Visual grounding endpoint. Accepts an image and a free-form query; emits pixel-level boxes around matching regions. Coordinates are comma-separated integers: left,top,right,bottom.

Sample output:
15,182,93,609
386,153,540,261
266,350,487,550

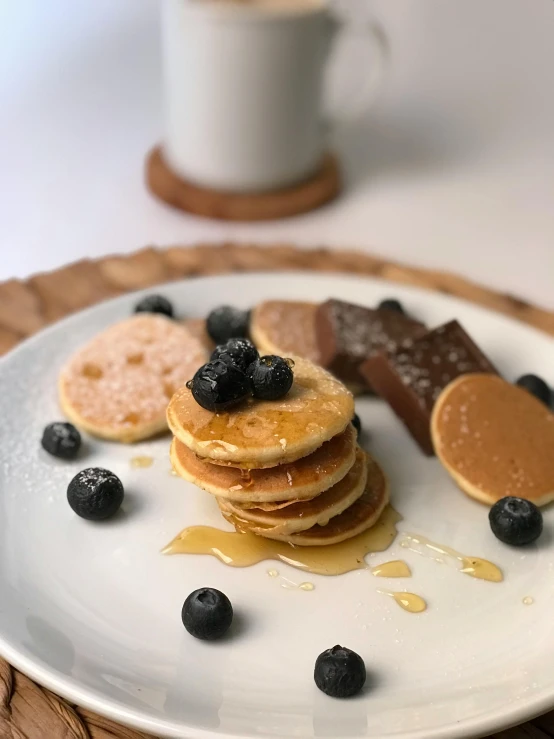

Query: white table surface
2,0,553,309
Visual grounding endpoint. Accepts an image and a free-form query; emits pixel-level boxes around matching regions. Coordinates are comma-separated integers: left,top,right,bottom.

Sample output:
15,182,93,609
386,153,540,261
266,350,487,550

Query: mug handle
323,12,389,128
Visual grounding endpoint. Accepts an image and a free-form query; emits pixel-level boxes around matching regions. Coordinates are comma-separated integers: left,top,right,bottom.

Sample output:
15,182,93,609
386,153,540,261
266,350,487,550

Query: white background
1,0,553,308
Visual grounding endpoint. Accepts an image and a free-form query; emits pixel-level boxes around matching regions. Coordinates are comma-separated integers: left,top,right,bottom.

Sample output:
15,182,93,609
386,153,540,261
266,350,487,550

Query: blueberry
182,588,233,640
489,496,543,546
314,645,366,698
378,298,405,315
188,360,250,412
41,422,81,460
67,467,124,520
206,306,250,344
351,413,362,438
516,374,551,407
247,356,294,401
134,294,174,318
211,338,259,373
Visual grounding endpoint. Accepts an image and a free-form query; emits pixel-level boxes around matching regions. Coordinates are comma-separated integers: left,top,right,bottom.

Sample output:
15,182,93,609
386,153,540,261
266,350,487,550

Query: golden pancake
250,300,366,395
170,424,357,503
222,455,389,545
167,356,354,468
431,373,554,506
59,315,207,443
250,300,321,363
218,447,367,536
182,318,215,354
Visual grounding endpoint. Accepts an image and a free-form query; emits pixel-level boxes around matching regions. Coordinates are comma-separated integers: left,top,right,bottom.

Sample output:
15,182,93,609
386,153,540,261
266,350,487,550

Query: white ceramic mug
161,0,387,192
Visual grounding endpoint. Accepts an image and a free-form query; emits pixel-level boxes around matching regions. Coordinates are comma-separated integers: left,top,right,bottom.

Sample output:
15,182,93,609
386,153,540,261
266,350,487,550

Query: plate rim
1,271,552,375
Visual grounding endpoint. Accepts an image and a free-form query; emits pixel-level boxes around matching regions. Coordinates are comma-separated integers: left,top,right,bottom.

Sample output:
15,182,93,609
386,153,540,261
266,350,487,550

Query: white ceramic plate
1,272,553,739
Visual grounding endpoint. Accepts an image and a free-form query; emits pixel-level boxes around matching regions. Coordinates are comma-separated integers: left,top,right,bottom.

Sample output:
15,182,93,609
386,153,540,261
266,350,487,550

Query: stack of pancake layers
167,356,389,546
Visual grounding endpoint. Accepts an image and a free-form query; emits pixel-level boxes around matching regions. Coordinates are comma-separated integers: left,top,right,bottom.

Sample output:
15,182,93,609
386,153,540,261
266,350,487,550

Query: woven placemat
1,243,553,739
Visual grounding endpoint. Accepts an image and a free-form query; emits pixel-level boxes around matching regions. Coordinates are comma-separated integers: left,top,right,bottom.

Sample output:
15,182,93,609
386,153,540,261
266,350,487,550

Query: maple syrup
82,362,103,379
163,505,401,576
371,560,411,578
240,469,253,485
400,533,502,582
279,575,315,591
266,569,314,590
172,427,357,503
130,455,154,468
378,590,427,613
168,360,353,467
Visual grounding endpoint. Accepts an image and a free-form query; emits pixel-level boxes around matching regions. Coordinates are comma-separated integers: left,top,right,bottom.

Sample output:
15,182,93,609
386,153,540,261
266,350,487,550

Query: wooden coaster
145,146,341,221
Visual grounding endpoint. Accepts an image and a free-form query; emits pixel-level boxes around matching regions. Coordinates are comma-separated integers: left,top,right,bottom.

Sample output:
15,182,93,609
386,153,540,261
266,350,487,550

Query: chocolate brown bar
315,299,427,387
360,320,498,455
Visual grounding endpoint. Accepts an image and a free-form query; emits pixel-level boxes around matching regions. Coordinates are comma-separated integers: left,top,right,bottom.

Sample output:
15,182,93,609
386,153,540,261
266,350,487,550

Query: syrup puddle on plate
371,560,411,578
163,506,503,615
130,455,154,469
163,505,401,576
280,576,315,591
266,569,315,591
378,590,427,613
399,532,503,583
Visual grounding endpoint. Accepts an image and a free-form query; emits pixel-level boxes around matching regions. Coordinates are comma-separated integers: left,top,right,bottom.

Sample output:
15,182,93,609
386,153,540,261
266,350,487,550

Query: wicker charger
0,243,553,739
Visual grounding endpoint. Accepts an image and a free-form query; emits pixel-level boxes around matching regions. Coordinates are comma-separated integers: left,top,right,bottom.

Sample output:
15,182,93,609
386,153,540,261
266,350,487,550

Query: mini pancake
182,318,215,354
250,300,366,395
431,373,554,506
167,356,354,468
250,300,321,363
218,447,367,536
170,424,357,503
222,455,389,546
59,315,207,443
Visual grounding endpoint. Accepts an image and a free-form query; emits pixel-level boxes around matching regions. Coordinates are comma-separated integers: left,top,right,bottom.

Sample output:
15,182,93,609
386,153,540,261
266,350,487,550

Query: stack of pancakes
167,356,389,546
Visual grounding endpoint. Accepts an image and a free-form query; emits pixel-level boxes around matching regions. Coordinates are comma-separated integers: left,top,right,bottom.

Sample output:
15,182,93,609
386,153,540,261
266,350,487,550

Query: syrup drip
280,575,315,591
378,590,427,613
239,469,254,488
522,596,534,605
162,505,401,576
266,569,314,590
130,455,153,468
371,560,411,578
400,533,503,582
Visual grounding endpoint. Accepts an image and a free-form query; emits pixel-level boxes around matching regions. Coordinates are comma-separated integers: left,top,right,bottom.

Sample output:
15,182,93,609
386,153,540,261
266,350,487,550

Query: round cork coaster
145,146,341,221
0,244,553,739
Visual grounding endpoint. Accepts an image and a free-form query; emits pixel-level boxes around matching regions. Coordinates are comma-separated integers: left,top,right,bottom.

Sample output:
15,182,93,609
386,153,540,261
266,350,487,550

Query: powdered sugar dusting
324,299,426,361
72,467,117,492
387,320,496,412
60,315,208,432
